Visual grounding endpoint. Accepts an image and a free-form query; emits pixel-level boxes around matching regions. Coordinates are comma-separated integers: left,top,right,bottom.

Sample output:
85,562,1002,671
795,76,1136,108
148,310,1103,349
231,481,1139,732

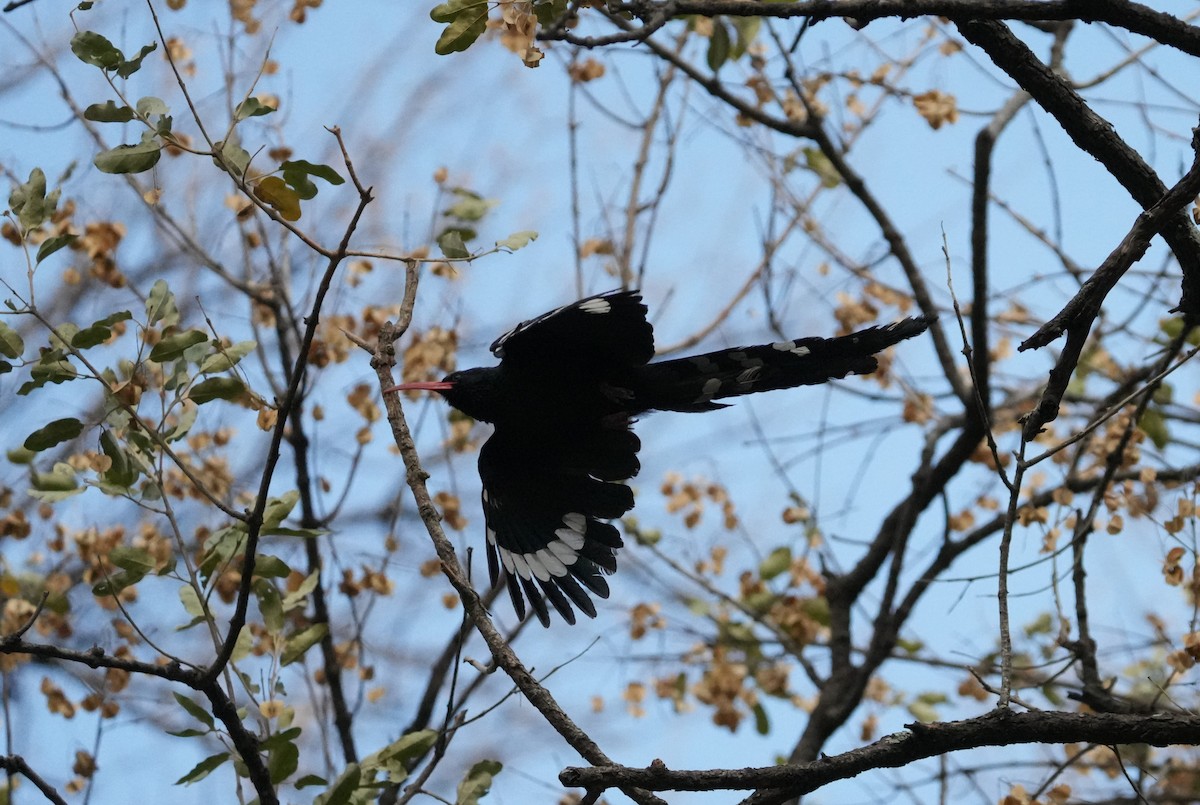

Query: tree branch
562,709,1200,797
956,20,1200,322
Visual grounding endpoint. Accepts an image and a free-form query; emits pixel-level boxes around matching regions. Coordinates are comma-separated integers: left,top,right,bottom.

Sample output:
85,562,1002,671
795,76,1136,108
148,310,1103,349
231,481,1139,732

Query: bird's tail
637,316,933,413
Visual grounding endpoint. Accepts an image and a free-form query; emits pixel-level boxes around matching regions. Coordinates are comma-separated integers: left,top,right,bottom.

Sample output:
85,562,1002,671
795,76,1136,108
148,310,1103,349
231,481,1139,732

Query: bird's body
389,289,931,626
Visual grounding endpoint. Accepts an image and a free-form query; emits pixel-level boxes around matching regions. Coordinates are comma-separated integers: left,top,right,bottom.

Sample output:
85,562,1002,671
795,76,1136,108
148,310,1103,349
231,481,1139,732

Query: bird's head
383,366,499,422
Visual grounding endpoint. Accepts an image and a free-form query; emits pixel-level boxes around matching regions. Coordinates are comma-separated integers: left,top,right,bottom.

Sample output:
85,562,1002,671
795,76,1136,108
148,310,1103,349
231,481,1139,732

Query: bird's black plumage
389,289,932,626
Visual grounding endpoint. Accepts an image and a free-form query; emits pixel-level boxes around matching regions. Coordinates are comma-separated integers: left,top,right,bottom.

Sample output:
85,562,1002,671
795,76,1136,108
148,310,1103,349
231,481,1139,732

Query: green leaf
759,546,792,581
71,326,109,350
95,310,133,328
110,546,155,574
752,701,770,735
18,350,77,395
28,485,85,503
173,692,215,729
456,759,502,805
802,596,830,626
23,418,85,452
1139,407,1170,450
0,321,24,359
154,115,175,138
174,752,228,785
198,524,247,581
49,323,79,351
215,140,251,176
150,329,209,362
136,96,168,117
36,234,78,265
259,727,302,752
280,159,344,186
7,447,35,464
707,19,731,72
29,462,78,492
444,189,497,222
99,429,138,487
94,134,162,174
280,160,344,201
189,376,245,405
197,340,256,374
254,554,291,578
231,627,254,662
495,231,537,251
70,31,123,70
267,734,299,784
236,97,276,120
166,728,208,738
802,147,841,188
907,700,939,723
282,570,320,612
263,526,329,539
314,764,361,805
434,5,488,55
84,101,135,123
296,774,326,788
72,310,130,350
263,490,300,530
116,42,157,78
8,168,50,229
534,0,568,25
281,623,328,666
363,728,439,785
178,584,205,620
162,401,198,443
379,729,438,767
430,0,479,22
438,230,469,259
91,567,146,597
253,176,302,221
730,16,761,60
255,579,285,634
146,280,179,327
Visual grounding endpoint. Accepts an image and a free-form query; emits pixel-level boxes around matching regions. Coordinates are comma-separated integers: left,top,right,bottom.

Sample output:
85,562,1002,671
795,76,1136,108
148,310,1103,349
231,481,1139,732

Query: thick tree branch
1021,125,1200,353
0,755,67,805
956,20,1200,321
561,709,1200,797
1019,130,1200,439
597,0,1200,58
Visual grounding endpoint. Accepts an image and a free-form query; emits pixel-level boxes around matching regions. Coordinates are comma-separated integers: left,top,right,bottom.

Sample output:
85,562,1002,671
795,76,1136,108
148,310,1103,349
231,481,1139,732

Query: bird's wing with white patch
489,289,654,370
477,429,632,626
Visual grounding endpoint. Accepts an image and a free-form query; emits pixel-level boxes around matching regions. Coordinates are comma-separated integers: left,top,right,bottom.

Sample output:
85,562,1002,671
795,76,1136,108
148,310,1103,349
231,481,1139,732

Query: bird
386,289,932,626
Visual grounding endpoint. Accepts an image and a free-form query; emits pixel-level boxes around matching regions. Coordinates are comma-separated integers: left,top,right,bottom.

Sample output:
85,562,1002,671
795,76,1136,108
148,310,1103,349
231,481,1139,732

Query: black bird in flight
387,289,931,626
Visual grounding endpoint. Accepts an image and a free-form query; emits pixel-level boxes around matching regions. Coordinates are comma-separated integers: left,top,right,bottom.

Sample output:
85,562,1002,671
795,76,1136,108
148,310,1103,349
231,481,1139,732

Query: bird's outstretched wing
477,424,637,625
490,289,654,370
637,316,934,412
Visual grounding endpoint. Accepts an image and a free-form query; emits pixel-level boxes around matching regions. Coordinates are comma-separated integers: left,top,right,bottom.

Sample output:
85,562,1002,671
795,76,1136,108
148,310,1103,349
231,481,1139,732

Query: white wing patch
694,376,723,404
494,511,587,584
498,538,579,582
578,297,611,314
772,341,811,357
